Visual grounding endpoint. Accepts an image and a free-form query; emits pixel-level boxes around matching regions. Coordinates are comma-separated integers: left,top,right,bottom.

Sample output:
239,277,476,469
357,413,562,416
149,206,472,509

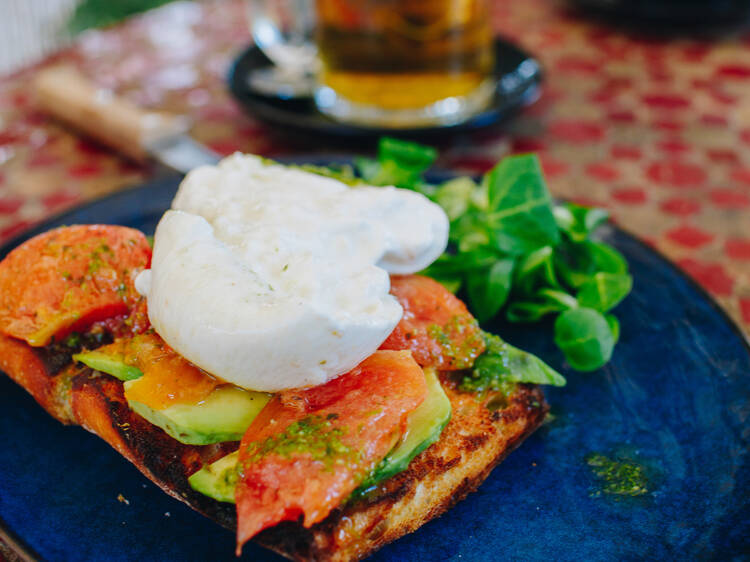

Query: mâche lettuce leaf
483,155,560,255
354,137,632,372
460,332,566,392
356,137,437,193
554,308,616,372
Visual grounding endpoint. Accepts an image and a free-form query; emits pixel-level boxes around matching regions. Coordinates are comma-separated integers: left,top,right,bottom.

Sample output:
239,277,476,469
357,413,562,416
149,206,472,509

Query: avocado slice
358,367,451,491
188,450,239,503
73,350,143,381
75,348,270,445
188,368,452,503
124,384,270,445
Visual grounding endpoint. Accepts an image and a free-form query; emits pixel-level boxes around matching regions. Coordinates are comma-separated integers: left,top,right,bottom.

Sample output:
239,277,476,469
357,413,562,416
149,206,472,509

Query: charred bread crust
0,334,76,424
1,337,548,562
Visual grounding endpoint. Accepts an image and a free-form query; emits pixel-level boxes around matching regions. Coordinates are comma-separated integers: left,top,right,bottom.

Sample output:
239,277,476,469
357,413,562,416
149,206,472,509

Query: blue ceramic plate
1,170,748,561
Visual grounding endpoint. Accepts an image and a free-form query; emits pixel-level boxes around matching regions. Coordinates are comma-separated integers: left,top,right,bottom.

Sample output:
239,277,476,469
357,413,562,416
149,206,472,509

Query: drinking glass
248,0,495,127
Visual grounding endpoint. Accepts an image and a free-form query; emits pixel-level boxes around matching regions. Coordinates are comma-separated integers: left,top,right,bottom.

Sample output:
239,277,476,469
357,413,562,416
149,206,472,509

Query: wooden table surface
0,0,749,336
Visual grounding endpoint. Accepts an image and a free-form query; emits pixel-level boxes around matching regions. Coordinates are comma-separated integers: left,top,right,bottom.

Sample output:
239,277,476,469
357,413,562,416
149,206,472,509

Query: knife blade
34,65,220,174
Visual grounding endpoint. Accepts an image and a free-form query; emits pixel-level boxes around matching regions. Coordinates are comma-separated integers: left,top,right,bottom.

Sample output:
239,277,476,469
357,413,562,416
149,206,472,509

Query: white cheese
135,154,448,391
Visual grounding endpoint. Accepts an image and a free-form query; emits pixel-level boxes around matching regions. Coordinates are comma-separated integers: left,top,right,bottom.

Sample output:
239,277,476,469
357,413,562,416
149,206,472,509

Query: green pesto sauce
459,332,517,393
55,240,122,300
245,414,359,471
586,453,649,497
426,314,483,370
86,242,114,274
458,331,565,393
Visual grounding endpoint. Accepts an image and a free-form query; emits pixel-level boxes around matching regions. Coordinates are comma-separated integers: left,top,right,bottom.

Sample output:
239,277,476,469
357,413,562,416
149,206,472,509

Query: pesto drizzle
245,414,359,470
586,453,649,497
426,314,484,369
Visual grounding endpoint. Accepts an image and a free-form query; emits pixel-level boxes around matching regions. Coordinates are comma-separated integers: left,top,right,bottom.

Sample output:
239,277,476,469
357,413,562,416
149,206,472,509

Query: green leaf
378,137,437,171
554,202,610,243
69,0,173,33
538,288,578,308
355,138,437,190
356,158,415,189
354,156,381,182
505,301,550,323
449,211,492,250
433,177,476,221
576,272,633,312
589,241,628,274
506,288,578,323
514,246,559,295
466,259,515,322
461,332,566,391
434,277,462,293
554,239,628,289
483,155,559,255
606,314,620,343
554,308,615,371
421,248,500,279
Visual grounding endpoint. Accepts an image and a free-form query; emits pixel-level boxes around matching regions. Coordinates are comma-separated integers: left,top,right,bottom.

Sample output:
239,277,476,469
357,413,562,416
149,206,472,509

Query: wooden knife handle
34,65,190,161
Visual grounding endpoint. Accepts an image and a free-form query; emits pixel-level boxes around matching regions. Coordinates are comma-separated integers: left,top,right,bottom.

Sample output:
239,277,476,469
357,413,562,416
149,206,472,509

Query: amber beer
315,0,494,120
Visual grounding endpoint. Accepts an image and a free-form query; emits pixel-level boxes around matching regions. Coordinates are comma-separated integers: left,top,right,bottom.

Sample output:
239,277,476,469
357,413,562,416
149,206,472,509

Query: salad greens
461,332,566,392
554,308,616,372
355,137,632,372
68,0,173,33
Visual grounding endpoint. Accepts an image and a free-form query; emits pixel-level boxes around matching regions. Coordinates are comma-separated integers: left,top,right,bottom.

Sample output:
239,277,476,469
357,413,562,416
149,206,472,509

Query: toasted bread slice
0,334,547,561
255,374,546,561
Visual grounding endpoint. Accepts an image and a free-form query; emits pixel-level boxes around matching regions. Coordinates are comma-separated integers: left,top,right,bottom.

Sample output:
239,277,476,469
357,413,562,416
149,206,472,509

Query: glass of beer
248,0,495,127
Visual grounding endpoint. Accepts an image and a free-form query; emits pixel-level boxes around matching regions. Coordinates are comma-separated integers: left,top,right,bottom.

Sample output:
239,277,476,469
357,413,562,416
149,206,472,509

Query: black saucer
227,37,543,140
569,0,750,25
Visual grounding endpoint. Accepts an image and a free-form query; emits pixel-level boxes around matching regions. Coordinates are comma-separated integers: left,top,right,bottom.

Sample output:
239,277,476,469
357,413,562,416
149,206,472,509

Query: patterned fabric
0,0,749,334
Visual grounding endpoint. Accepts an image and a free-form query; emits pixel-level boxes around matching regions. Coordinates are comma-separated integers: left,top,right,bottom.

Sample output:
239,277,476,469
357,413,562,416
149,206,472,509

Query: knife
34,65,220,174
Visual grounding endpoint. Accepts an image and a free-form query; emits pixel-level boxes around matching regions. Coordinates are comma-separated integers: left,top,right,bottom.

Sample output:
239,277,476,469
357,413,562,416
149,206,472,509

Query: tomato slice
380,275,486,369
235,350,426,551
91,332,220,410
0,225,151,346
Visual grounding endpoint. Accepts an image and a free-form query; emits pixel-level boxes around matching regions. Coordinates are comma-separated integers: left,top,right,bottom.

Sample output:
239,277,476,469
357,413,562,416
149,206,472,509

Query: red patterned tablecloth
0,0,749,335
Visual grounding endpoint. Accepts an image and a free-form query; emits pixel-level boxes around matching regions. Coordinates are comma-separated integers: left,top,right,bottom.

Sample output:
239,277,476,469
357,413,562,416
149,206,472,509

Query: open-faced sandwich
0,153,568,561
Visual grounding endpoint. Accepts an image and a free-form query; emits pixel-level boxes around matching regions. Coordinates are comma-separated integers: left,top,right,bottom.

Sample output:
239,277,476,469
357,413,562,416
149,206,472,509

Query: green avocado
188,450,239,503
73,350,143,381
124,384,271,445
357,367,451,492
74,349,270,445
188,368,451,503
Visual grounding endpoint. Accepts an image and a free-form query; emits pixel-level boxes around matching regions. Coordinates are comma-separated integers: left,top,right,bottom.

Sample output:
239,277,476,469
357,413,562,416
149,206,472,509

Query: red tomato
380,275,485,369
235,350,426,552
0,225,151,346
